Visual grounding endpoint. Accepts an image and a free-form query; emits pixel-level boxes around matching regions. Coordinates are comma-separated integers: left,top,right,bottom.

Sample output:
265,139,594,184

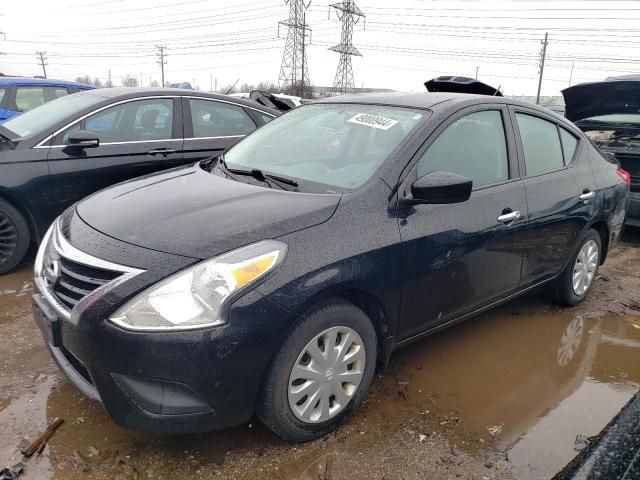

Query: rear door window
189,99,256,138
417,110,509,188
516,113,565,175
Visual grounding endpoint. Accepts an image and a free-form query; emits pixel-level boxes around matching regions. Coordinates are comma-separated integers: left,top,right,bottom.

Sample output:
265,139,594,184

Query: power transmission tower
156,45,167,87
329,1,365,96
536,32,549,105
36,51,48,78
278,1,311,96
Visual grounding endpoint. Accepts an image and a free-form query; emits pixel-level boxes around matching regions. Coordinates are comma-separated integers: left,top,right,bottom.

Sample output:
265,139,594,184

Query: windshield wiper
217,157,298,191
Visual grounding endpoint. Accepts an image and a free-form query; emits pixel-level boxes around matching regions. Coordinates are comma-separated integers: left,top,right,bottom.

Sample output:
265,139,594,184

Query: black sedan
0,88,279,274
33,92,629,442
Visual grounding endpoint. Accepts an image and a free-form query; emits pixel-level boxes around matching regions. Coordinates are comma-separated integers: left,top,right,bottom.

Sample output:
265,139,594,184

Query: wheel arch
289,286,395,369
587,219,610,264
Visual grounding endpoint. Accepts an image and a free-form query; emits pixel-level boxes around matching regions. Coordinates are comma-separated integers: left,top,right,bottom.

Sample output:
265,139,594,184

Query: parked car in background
33,92,628,442
563,75,640,226
0,87,279,274
0,76,94,121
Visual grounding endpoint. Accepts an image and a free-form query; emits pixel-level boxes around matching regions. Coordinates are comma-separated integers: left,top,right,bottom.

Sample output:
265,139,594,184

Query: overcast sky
2,0,639,96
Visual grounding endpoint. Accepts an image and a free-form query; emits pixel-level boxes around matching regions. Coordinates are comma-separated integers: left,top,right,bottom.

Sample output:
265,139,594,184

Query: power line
329,0,365,95
278,0,311,93
36,51,48,78
156,45,167,87
536,33,549,105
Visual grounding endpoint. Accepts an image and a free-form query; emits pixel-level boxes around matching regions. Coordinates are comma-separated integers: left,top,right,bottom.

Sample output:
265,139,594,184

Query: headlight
109,240,287,331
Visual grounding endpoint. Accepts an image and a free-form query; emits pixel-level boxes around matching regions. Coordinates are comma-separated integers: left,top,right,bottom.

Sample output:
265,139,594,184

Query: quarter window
55,98,174,145
189,99,256,138
516,113,564,175
0,88,6,106
559,127,578,164
417,110,509,188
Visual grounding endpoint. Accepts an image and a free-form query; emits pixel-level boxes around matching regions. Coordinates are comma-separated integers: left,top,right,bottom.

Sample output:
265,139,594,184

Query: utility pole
36,51,48,78
210,73,213,92
536,32,549,105
156,45,167,87
215,78,218,92
108,69,112,87
278,1,311,94
300,12,307,97
568,62,575,87
329,1,365,96
475,66,479,79
140,73,143,87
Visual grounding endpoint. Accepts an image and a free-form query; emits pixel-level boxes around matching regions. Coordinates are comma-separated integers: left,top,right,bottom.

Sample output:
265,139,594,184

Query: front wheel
0,199,30,275
553,228,602,306
257,299,377,442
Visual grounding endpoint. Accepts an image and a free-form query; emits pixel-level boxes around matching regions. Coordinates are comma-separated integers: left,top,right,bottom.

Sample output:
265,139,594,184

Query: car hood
425,76,503,96
562,79,640,123
75,166,341,259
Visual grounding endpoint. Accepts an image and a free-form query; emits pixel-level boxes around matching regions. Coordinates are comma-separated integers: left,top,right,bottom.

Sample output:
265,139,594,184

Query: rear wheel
257,299,377,442
553,228,601,306
0,199,30,275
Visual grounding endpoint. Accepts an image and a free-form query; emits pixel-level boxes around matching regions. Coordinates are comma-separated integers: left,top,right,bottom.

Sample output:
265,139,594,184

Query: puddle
1,261,640,478
388,303,640,479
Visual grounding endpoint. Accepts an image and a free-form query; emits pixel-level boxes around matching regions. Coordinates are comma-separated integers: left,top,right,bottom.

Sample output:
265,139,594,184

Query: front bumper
32,214,296,434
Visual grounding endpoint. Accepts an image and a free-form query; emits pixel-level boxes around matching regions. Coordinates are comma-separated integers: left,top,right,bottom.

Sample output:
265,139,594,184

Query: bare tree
93,78,103,88
75,75,93,86
221,83,238,94
150,80,160,87
256,81,279,93
121,74,139,87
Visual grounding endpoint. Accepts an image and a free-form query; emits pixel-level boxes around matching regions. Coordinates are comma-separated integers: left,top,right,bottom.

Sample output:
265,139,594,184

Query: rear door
398,105,528,340
181,97,264,163
45,96,184,216
510,107,598,285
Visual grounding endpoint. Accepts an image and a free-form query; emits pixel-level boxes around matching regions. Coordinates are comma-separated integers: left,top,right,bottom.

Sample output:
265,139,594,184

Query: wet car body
32,92,628,436
563,76,640,226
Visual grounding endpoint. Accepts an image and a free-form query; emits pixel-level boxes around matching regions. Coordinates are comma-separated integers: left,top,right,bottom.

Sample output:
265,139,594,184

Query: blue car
0,76,95,122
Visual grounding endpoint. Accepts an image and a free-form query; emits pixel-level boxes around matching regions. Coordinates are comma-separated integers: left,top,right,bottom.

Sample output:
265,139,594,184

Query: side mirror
409,171,472,204
66,130,99,150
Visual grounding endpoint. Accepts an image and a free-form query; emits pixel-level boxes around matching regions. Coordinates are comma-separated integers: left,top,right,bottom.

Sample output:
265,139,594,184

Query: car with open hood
563,75,640,226
33,92,628,442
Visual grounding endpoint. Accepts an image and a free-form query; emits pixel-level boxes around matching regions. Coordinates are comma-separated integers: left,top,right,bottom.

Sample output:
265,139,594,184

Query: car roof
80,87,280,114
0,76,95,88
315,91,542,110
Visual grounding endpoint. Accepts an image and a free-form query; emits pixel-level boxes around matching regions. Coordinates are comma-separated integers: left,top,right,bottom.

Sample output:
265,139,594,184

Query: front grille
51,256,122,311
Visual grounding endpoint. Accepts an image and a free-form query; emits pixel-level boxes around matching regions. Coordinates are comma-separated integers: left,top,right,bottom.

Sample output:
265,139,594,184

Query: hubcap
0,212,18,264
288,326,365,424
572,240,598,296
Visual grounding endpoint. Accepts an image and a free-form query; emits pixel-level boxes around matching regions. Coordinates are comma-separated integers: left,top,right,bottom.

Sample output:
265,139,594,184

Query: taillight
616,168,631,186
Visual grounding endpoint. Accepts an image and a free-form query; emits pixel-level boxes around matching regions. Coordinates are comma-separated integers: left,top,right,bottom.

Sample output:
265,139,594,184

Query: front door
46,97,184,218
398,106,528,341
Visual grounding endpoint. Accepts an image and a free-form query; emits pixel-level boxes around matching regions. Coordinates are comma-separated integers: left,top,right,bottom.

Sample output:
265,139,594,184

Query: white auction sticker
348,113,399,130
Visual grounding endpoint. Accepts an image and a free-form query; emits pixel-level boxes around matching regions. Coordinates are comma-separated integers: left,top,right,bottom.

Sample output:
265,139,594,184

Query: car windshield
223,103,426,191
2,91,106,140
579,113,640,149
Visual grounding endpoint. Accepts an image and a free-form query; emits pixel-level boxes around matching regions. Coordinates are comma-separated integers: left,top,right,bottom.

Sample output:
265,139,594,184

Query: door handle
579,190,596,202
148,148,177,157
497,210,521,224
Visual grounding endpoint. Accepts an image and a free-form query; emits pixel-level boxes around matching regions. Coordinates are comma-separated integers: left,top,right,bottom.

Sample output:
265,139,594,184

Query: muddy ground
1,229,639,480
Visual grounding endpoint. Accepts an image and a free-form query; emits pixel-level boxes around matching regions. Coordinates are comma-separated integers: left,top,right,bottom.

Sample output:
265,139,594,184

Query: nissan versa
33,93,630,442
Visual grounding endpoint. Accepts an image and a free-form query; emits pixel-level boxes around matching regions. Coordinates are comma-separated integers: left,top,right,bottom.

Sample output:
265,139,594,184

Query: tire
257,299,377,442
553,228,602,307
0,199,30,275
